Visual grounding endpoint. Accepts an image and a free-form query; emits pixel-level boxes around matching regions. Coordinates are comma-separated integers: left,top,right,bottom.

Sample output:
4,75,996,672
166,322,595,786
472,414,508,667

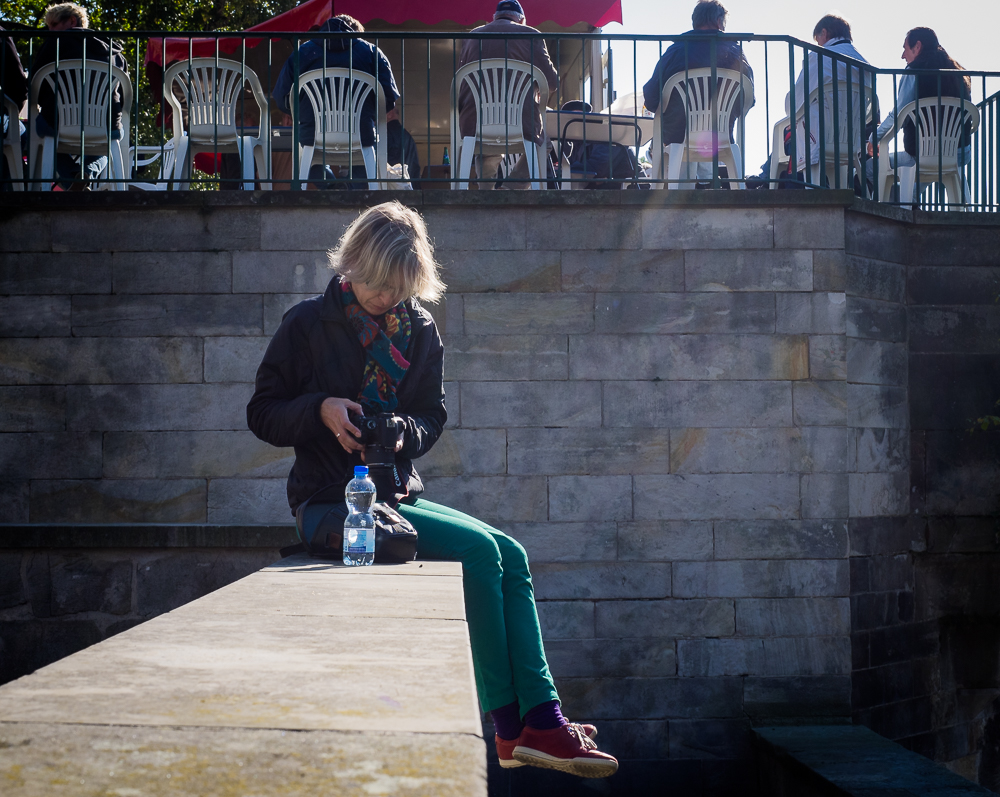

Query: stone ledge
0,524,297,548
754,725,992,795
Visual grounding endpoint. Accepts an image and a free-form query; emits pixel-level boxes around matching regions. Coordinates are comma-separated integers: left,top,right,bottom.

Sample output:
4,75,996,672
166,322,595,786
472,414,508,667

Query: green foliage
970,401,1000,433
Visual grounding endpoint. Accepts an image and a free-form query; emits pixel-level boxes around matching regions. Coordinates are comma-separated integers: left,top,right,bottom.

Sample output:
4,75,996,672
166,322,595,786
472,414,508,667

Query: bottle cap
354,465,369,477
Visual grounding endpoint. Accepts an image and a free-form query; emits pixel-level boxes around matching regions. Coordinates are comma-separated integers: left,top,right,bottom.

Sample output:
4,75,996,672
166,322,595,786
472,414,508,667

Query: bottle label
345,527,374,553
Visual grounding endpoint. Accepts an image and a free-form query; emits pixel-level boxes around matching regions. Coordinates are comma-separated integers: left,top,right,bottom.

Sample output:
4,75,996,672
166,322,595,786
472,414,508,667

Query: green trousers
396,498,559,716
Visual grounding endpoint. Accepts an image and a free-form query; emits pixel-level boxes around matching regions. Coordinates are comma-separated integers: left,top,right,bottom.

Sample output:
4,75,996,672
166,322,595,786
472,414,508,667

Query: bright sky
602,0,999,171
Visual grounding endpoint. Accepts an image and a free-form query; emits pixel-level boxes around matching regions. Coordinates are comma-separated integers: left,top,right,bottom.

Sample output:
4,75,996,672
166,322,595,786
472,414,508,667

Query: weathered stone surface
0,553,25,607
425,293,462,337
526,208,642,250
643,208,773,250
263,293,317,335
0,620,102,685
0,253,111,294
0,211,51,252
801,473,849,519
113,251,232,294
462,293,593,335
0,297,70,337
670,427,849,474
442,335,567,381
849,472,909,517
460,381,601,427
908,225,1000,267
258,208,357,251
507,428,670,475
743,675,851,719
673,559,849,598
570,334,808,381
438,250,559,292
635,474,800,521
67,384,252,431
534,563,671,600
679,636,850,677
48,553,132,616
909,306,1000,354
421,476,547,522
793,381,847,426
909,353,1000,431
776,292,846,334
0,338,203,385
0,433,102,479
847,339,907,386
207,478,291,523
28,479,207,523
617,521,714,561
855,428,909,473
562,249,684,292
677,637,765,676
50,209,260,253
774,207,845,249
71,295,262,337
408,429,506,478
594,292,775,334
536,600,594,639
908,266,1000,306
506,522,617,563
736,597,850,636
846,256,905,303
0,386,65,431
848,384,908,429
103,431,293,479
557,676,744,719
424,207,526,250
0,481,28,523
204,337,269,383
595,597,735,638
813,250,847,292
686,249,812,292
548,475,633,521
846,296,907,342
922,430,1000,515
669,718,753,760
715,520,848,559
809,335,847,380
545,638,676,678
232,250,333,293
606,381,794,428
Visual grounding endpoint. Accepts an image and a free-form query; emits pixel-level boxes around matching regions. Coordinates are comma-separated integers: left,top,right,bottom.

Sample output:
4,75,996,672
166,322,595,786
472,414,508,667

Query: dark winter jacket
272,17,399,147
246,276,446,514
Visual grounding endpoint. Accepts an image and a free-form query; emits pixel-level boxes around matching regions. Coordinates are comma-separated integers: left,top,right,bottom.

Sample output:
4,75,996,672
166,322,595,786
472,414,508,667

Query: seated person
558,101,640,189
785,14,871,178
458,0,559,189
273,14,398,188
642,0,753,185
866,27,971,199
31,2,127,190
386,106,420,188
1,25,28,189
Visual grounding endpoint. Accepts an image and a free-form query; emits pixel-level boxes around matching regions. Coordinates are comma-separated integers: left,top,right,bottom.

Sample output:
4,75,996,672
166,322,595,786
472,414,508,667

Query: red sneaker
496,724,597,769
513,724,618,778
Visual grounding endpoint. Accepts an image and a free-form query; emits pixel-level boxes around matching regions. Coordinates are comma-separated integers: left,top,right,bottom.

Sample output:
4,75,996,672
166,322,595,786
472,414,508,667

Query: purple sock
490,700,524,741
523,699,568,731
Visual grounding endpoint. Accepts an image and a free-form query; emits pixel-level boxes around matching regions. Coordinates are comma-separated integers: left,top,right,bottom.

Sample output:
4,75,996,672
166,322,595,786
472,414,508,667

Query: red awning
145,0,621,66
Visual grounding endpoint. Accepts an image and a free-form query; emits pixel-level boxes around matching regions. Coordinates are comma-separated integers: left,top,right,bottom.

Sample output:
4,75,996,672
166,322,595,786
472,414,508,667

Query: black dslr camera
348,412,406,500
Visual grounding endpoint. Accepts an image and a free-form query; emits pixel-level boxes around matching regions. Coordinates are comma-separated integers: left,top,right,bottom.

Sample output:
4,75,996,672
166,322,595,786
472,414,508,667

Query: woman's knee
494,533,531,573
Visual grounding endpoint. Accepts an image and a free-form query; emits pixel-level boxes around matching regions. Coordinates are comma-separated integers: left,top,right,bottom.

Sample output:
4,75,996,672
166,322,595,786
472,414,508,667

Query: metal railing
1,27,998,208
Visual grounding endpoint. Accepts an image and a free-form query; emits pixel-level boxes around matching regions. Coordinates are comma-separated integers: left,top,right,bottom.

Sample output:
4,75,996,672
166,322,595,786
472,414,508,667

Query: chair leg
40,137,55,191
726,145,744,190
239,137,255,191
456,136,476,190
666,143,685,188
253,142,271,190
943,172,965,211
110,141,126,191
361,146,379,191
298,146,314,189
172,137,189,188
898,166,916,207
522,141,540,191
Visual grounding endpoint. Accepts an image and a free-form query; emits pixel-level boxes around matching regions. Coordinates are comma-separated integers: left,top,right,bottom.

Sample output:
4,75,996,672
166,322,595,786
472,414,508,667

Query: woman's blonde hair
329,201,445,304
44,2,88,28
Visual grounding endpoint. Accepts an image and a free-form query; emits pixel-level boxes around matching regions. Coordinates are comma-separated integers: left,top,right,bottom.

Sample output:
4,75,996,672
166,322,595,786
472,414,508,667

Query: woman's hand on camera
393,415,405,452
320,397,364,453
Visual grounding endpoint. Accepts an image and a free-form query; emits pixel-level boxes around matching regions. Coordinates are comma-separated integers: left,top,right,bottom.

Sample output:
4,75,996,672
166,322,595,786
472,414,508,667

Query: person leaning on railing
865,27,972,197
30,2,128,191
247,201,619,779
1,24,28,190
272,14,399,188
641,0,754,185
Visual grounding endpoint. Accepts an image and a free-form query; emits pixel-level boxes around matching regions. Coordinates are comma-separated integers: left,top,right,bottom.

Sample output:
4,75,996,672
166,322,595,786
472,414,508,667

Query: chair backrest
657,67,755,144
451,58,550,144
293,67,386,153
30,59,132,146
3,94,20,148
804,85,870,157
163,58,269,145
896,97,981,169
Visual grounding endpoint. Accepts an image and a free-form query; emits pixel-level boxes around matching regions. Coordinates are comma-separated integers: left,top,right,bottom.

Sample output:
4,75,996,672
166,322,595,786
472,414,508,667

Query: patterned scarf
340,281,411,414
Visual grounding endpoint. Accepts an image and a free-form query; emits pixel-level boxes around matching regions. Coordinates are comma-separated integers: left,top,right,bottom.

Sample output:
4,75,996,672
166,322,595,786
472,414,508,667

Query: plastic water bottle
442,146,450,166
343,465,376,566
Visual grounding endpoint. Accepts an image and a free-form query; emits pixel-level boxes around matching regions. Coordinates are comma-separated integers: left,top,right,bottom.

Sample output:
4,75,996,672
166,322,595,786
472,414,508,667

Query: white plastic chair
650,67,754,189
450,58,550,190
164,58,270,190
2,94,24,190
770,85,871,189
292,67,386,190
874,97,980,210
27,59,132,191
127,140,176,191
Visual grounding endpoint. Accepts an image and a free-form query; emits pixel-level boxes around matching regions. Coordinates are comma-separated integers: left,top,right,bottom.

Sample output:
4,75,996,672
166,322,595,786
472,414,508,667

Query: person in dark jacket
642,0,753,183
30,3,127,189
1,25,28,189
386,107,420,188
247,201,618,780
272,14,398,187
